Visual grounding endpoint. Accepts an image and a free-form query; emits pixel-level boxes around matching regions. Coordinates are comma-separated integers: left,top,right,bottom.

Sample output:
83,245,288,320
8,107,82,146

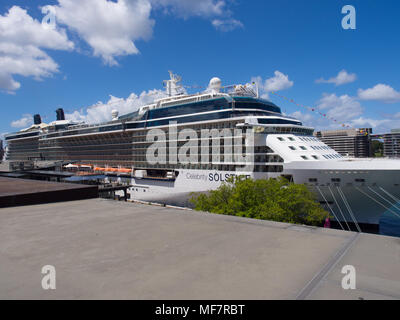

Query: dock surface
0,177,98,207
0,199,399,299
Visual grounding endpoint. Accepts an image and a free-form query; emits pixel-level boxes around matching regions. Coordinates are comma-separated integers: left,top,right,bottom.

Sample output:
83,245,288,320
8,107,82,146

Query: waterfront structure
0,140,4,161
5,72,400,230
314,128,372,158
382,129,400,158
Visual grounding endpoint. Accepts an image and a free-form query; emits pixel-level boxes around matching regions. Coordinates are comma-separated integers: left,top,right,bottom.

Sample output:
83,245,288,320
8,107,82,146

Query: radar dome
111,109,119,120
209,77,222,92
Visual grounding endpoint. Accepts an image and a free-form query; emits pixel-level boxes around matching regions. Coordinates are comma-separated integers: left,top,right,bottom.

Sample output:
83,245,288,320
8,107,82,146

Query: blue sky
1,0,400,135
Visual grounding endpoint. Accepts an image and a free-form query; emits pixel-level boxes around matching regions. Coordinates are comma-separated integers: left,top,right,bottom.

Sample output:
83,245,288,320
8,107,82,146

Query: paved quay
0,198,399,299
0,177,98,208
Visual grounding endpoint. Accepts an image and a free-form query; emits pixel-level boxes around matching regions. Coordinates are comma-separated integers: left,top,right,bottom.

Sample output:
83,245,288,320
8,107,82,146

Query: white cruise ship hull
123,166,400,230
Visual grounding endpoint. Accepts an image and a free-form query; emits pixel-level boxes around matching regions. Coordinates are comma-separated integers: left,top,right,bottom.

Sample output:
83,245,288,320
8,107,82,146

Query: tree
371,139,384,157
190,176,328,226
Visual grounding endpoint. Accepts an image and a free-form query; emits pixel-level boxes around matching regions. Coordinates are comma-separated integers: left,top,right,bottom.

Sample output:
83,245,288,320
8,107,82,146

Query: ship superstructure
5,72,400,231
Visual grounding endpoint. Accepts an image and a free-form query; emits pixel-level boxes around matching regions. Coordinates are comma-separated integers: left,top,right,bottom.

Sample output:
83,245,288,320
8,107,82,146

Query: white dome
209,77,222,92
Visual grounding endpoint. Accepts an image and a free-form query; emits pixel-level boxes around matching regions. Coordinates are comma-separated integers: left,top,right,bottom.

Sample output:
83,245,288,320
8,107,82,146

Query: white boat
5,72,400,232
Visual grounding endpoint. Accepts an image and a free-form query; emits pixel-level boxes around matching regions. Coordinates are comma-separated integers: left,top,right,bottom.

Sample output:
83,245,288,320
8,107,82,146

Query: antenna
163,71,185,96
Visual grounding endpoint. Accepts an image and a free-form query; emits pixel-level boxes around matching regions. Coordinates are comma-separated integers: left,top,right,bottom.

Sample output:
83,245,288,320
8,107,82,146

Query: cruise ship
5,72,400,231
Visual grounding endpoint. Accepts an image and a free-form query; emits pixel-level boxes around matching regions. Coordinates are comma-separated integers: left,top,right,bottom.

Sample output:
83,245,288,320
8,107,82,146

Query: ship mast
163,71,185,96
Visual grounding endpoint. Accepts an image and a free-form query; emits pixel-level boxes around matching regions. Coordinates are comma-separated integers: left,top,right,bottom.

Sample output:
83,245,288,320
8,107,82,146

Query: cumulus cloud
251,71,293,99
289,111,314,124
288,94,400,133
0,6,74,93
316,70,357,86
65,89,167,124
317,93,363,121
50,0,241,65
264,71,294,91
49,0,154,66
281,91,399,134
357,84,400,103
350,117,390,129
11,114,33,128
0,1,241,92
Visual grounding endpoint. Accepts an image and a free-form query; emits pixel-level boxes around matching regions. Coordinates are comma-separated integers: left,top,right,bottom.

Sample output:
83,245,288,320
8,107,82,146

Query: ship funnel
56,108,65,121
33,114,42,125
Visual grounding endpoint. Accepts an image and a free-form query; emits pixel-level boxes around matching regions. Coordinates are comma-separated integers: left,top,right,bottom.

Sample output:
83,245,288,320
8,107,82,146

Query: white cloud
0,6,74,93
358,84,400,103
51,0,240,65
265,71,293,91
350,117,390,129
285,93,400,134
65,89,167,124
11,114,33,128
317,93,363,121
290,111,314,124
151,0,226,18
212,18,243,31
0,1,240,92
285,93,363,131
50,0,154,66
251,71,293,99
152,0,242,31
316,70,357,86
288,110,338,131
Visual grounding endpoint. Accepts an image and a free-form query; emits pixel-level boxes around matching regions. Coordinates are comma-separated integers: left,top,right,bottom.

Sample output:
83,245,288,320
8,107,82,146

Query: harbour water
380,211,400,237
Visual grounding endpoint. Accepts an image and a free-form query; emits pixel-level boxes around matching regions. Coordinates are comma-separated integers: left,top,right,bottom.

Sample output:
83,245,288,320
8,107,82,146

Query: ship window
355,178,365,183
289,146,296,150
331,178,341,182
277,137,285,141
301,155,309,160
309,178,318,182
312,155,318,159
288,137,295,141
300,146,307,150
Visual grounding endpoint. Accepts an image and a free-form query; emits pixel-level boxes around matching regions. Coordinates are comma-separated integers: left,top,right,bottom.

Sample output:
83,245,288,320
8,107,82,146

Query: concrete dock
0,177,98,208
0,199,399,299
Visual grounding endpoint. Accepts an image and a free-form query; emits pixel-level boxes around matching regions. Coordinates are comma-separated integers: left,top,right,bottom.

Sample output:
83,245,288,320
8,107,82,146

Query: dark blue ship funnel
33,114,42,125
56,108,65,121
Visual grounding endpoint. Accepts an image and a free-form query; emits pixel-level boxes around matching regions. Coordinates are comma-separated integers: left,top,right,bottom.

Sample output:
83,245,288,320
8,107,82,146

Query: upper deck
4,73,302,142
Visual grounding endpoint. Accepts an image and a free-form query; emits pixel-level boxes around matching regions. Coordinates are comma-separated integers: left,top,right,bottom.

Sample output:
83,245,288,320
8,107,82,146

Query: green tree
371,139,384,157
190,177,328,226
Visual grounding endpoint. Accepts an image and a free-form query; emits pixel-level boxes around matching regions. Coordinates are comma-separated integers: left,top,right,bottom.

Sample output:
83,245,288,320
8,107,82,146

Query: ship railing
220,84,257,97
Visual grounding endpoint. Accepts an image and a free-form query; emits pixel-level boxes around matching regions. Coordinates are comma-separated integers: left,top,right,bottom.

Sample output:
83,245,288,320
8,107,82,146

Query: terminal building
314,128,372,158
382,129,400,158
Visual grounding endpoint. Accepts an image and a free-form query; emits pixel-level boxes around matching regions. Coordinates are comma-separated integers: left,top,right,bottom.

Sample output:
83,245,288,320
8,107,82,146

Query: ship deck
0,198,398,299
